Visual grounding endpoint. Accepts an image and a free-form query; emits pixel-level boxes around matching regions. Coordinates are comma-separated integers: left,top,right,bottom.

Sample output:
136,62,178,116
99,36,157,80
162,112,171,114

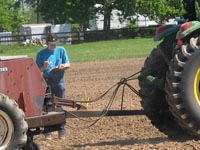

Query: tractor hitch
54,96,86,110
66,109,145,118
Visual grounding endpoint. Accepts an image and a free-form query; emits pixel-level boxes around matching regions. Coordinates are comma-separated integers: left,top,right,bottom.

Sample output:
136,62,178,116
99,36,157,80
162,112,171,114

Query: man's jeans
46,78,66,98
45,77,66,137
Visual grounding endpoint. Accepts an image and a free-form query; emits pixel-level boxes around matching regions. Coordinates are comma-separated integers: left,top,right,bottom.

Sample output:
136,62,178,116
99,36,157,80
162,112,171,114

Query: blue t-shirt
36,46,70,79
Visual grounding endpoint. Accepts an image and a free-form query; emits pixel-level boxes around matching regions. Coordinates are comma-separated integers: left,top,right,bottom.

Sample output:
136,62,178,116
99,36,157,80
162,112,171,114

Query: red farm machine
0,56,83,149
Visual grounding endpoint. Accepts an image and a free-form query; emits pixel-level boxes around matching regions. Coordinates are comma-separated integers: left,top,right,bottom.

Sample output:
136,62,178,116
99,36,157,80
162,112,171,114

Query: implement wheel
0,93,28,150
166,37,200,137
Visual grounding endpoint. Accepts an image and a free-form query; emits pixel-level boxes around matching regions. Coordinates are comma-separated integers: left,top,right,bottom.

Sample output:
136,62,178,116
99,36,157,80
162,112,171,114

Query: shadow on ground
72,134,194,148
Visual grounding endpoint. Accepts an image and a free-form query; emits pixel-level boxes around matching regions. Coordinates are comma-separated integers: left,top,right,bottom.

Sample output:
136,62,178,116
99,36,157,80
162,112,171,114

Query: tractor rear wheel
139,45,182,137
166,37,200,137
0,93,28,150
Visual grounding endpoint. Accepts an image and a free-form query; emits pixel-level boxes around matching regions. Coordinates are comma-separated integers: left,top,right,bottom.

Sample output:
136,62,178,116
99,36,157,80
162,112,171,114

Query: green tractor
139,9,200,137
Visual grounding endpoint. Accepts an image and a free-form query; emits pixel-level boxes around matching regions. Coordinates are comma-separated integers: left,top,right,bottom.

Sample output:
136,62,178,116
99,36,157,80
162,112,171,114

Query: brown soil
35,58,200,150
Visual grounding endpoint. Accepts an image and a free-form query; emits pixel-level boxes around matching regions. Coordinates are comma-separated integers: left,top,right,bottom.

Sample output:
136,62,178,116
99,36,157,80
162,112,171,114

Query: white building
20,23,51,39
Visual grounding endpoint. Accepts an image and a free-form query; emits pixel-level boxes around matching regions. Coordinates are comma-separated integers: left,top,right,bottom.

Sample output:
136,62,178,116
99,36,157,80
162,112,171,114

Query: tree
94,0,136,31
24,0,188,32
24,0,39,23
0,0,28,32
64,0,96,31
195,1,200,20
26,0,136,31
27,0,95,31
135,0,184,23
37,0,68,24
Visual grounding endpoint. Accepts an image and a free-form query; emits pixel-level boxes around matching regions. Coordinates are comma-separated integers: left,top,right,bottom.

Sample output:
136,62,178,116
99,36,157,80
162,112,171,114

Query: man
36,33,70,140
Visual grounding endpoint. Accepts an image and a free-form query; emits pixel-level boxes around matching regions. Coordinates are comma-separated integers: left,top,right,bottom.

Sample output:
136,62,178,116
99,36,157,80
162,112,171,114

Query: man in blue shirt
36,33,70,140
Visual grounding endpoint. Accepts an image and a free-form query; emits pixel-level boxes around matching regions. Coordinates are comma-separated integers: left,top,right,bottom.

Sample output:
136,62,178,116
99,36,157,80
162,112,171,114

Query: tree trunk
103,9,112,31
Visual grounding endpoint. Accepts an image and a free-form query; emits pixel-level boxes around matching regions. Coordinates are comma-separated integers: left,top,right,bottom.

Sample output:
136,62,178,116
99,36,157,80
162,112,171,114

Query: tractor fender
176,21,200,39
154,24,180,41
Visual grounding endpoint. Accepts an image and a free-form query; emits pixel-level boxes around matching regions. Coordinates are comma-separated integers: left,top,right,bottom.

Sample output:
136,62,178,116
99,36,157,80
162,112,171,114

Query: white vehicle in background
20,23,51,39
20,23,72,44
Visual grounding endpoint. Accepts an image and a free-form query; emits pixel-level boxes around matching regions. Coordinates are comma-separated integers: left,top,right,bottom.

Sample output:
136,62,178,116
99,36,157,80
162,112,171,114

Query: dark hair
46,33,57,43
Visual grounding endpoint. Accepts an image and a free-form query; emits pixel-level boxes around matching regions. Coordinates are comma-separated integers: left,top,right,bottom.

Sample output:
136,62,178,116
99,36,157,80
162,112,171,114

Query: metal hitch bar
53,97,145,118
66,110,145,118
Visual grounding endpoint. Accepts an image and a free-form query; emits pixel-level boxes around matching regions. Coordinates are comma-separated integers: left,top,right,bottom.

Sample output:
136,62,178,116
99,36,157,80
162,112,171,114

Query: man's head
46,33,57,50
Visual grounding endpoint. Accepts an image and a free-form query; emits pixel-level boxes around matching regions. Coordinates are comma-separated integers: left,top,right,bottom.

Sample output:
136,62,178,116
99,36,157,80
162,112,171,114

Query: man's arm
39,61,51,72
58,63,70,70
50,63,70,73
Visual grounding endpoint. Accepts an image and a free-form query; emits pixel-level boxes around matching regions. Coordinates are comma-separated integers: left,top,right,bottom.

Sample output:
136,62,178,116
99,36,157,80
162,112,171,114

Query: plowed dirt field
35,58,200,150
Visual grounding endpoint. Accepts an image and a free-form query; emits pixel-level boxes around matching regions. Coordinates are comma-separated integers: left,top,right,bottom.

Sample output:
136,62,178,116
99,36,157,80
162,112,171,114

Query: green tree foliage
38,0,69,24
1,0,200,34
64,0,96,30
30,0,96,31
0,0,28,32
26,0,136,31
93,0,184,30
194,1,200,20
135,0,184,23
25,0,45,23
24,0,200,31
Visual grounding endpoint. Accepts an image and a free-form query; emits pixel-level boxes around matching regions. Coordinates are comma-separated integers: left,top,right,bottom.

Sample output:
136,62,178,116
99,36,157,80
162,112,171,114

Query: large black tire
165,37,200,137
139,43,182,137
0,93,28,150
